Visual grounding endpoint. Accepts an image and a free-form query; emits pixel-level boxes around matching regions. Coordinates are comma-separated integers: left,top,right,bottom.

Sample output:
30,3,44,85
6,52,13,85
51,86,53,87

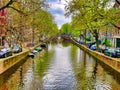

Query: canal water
0,42,120,90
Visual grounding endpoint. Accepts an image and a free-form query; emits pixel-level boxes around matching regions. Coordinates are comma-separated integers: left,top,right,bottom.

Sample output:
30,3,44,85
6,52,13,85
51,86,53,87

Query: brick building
0,9,7,46
113,0,120,48
0,0,7,46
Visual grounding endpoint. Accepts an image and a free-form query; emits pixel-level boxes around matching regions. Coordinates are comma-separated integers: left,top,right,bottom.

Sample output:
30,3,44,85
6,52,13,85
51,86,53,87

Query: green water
0,42,120,90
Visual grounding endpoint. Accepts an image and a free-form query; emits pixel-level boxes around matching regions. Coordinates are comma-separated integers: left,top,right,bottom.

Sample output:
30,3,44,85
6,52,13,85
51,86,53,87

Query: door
116,38,120,48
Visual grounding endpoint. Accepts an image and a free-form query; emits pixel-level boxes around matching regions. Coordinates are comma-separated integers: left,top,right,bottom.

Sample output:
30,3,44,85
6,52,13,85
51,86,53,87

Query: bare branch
0,0,14,10
116,0,120,5
8,6,27,16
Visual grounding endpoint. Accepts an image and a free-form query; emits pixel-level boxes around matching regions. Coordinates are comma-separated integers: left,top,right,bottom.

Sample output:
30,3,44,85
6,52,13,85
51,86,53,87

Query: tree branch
8,6,27,16
0,0,27,16
114,24,120,29
0,0,14,10
116,0,120,5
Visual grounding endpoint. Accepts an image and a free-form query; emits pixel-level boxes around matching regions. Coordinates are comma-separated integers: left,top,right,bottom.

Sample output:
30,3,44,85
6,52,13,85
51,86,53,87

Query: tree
116,0,120,5
65,0,120,50
0,0,47,14
60,23,72,34
29,9,58,42
0,0,47,44
0,0,58,46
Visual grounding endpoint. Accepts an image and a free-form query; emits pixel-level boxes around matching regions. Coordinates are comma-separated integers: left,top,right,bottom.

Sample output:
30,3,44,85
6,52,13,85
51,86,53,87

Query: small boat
41,43,47,48
35,46,42,51
32,50,38,54
28,53,35,58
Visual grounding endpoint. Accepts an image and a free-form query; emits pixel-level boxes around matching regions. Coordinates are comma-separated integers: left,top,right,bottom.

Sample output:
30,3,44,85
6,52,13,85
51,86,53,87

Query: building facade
112,0,120,48
0,0,7,46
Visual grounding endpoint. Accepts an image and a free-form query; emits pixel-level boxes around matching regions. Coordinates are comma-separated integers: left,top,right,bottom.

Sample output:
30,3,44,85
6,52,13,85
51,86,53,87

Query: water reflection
0,57,29,90
42,44,76,90
0,42,120,90
71,45,120,90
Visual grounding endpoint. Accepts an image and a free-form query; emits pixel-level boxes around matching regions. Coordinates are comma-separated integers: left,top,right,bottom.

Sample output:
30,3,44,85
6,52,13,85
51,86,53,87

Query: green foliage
65,0,120,32
71,28,81,36
60,23,72,34
29,8,59,42
85,36,91,41
5,0,58,43
102,38,112,47
35,49,54,77
65,0,120,49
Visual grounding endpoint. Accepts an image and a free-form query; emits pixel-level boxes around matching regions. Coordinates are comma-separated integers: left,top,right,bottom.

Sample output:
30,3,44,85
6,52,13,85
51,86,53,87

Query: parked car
98,45,108,53
87,42,95,48
104,48,120,58
12,45,22,53
26,43,33,47
32,42,37,46
90,44,96,50
79,40,84,44
0,48,12,58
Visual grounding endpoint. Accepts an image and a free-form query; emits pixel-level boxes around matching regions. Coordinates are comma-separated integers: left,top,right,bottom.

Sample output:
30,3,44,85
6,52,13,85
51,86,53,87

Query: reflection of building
0,0,9,46
113,1,120,48
0,8,7,46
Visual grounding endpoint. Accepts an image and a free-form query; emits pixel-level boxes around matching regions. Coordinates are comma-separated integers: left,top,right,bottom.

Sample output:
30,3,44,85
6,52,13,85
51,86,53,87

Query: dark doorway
116,38,120,48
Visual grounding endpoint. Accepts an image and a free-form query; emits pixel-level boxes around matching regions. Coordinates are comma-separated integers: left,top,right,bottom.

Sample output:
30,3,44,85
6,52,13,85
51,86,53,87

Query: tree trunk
32,29,34,43
94,29,99,51
84,29,86,45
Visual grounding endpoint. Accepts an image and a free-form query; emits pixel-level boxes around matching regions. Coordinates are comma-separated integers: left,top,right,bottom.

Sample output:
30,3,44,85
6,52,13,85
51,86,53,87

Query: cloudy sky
46,0,71,29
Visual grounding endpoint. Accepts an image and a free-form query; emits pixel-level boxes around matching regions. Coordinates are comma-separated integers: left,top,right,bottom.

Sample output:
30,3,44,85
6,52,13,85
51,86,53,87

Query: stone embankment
0,44,40,74
71,39,120,73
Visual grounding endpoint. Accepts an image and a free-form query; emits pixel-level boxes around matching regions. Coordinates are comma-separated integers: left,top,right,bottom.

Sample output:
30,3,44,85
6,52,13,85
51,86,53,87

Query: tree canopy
0,0,58,43
65,0,120,49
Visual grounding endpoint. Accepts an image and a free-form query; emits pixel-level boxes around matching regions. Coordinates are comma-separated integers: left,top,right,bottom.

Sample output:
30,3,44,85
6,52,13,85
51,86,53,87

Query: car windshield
107,49,115,52
13,46,19,49
115,49,120,52
1,48,7,52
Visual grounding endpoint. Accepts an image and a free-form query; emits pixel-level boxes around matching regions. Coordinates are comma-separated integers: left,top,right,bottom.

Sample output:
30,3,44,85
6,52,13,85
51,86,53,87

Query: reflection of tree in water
90,59,98,89
96,60,120,88
76,51,91,90
70,46,86,89
68,43,120,89
73,51,89,90
19,66,24,90
34,49,54,78
0,83,8,90
88,57,120,90
71,44,78,60
71,49,98,90
61,41,70,47
0,58,27,90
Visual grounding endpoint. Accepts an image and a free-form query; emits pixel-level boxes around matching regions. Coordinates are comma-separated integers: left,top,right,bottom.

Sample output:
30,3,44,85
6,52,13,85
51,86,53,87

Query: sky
46,0,71,29
46,0,115,29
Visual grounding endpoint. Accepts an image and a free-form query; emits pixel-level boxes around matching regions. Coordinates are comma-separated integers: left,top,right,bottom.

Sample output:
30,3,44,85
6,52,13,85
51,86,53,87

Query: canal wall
71,39,120,73
0,44,40,74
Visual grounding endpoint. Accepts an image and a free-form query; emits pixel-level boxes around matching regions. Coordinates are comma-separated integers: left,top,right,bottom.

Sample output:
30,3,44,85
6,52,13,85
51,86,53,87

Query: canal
0,42,120,90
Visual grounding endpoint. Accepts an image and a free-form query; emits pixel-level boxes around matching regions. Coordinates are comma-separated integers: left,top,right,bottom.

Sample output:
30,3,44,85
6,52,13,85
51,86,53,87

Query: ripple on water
1,43,118,90
42,46,76,90
42,69,76,90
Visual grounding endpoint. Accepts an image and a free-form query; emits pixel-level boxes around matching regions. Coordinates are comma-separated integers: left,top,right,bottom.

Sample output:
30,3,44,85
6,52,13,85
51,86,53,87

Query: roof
114,24,120,29
114,0,120,29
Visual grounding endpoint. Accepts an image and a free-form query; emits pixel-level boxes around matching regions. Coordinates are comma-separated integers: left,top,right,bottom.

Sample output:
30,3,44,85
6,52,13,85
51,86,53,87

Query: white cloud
53,14,71,28
47,0,71,29
50,4,65,12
